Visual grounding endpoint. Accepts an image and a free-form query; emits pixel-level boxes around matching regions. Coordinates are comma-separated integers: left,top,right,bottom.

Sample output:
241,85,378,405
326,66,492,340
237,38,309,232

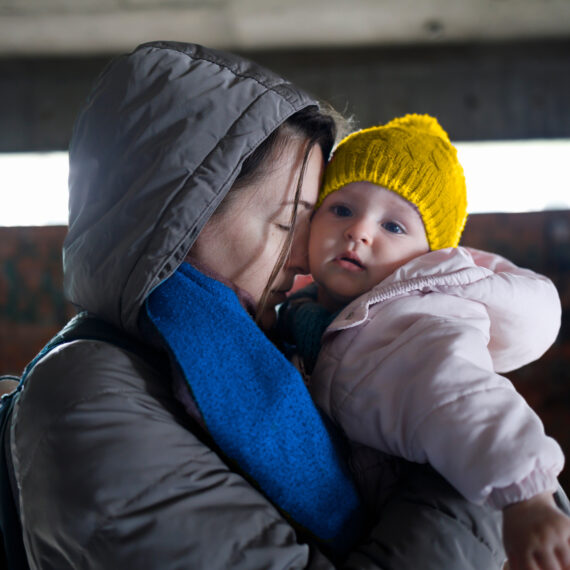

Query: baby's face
309,181,429,310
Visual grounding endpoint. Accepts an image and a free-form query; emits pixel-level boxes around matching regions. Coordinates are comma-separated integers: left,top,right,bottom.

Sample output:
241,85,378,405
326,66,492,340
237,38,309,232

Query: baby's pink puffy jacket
310,247,564,508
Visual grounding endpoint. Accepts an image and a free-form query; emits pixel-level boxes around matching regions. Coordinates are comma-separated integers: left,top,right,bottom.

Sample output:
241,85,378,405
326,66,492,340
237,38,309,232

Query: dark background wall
1,40,570,152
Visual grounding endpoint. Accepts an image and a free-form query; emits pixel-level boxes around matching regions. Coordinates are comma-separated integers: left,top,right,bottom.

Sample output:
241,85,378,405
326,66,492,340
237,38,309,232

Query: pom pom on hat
318,114,467,250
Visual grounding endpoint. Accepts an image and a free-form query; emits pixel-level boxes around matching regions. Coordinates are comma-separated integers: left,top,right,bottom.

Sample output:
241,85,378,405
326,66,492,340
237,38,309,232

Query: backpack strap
0,389,28,569
21,312,168,379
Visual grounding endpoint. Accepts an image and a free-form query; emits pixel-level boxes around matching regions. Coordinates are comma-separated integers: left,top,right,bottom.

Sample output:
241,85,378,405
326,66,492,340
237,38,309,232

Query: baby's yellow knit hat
318,114,467,250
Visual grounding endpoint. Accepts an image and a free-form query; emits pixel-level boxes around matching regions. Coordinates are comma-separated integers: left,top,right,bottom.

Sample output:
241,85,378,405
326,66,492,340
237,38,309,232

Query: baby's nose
345,219,372,244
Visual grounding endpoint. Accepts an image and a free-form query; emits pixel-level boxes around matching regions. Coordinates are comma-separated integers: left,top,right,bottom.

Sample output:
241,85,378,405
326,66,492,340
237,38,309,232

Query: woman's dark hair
223,103,349,326
232,105,338,192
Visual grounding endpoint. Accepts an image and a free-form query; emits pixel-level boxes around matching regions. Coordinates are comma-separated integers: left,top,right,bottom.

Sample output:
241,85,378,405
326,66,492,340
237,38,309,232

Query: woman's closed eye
382,221,406,234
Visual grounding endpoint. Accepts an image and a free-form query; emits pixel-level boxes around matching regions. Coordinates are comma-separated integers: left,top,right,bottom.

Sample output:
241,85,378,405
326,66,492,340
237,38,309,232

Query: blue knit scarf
143,262,363,555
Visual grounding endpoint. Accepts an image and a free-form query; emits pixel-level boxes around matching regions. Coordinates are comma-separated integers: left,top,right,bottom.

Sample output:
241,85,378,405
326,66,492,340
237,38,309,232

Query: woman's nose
345,219,372,245
287,218,311,274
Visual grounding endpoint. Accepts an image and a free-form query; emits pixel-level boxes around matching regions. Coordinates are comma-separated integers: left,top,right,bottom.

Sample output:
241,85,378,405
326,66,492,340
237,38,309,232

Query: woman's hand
503,491,570,570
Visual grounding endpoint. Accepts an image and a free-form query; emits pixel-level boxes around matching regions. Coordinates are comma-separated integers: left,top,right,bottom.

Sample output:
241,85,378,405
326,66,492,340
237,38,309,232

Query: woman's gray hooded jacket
8,42,506,569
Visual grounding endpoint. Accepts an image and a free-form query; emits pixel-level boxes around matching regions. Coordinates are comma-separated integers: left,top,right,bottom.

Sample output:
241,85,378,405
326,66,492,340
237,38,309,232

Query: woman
3,41,505,569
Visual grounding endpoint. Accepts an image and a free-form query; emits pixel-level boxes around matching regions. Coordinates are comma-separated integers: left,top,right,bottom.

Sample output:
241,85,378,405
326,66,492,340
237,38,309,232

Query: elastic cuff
488,469,559,509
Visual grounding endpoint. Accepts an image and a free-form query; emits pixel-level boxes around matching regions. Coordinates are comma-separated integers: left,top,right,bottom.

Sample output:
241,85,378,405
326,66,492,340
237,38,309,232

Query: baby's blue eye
331,204,352,217
383,221,405,234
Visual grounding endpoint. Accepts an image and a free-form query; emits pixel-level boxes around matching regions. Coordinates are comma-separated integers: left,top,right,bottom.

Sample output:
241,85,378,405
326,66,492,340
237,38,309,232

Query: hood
63,41,317,334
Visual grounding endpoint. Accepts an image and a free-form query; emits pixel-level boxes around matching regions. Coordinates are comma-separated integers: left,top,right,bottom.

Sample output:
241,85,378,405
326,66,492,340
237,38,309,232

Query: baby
279,115,570,569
